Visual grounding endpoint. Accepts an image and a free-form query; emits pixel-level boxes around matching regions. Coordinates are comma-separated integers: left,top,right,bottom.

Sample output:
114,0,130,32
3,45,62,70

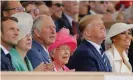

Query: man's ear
34,29,40,37
84,29,91,37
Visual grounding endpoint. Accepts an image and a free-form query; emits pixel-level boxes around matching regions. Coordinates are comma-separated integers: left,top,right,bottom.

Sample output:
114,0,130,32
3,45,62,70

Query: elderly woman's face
112,30,132,49
52,44,71,65
17,33,32,51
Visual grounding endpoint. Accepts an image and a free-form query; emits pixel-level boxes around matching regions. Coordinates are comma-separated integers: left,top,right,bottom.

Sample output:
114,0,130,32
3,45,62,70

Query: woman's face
52,44,71,65
17,33,32,51
112,29,132,49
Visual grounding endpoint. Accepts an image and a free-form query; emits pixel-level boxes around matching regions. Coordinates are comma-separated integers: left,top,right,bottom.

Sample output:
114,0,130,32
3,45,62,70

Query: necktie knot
99,47,104,55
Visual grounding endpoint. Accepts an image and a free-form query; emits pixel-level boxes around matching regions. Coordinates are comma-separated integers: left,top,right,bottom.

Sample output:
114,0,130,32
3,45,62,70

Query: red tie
72,21,77,35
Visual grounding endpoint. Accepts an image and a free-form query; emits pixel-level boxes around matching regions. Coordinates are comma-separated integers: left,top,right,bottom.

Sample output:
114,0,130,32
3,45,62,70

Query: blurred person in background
89,1,114,22
44,1,64,21
22,1,39,20
105,23,133,73
89,1,108,14
1,1,24,17
9,12,33,71
61,1,79,35
44,0,64,33
48,28,77,72
35,1,51,16
27,15,56,71
1,17,19,71
79,1,89,20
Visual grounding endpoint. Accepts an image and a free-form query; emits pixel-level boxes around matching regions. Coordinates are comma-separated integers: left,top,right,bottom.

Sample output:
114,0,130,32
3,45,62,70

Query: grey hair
32,15,45,35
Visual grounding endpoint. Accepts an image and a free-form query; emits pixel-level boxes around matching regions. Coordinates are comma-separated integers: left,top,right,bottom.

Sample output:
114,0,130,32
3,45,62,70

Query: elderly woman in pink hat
48,28,77,72
105,23,133,73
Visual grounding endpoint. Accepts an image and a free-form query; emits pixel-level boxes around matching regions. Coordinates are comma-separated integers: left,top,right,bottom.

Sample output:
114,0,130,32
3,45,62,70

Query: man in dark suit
27,15,56,71
1,17,19,71
67,14,112,71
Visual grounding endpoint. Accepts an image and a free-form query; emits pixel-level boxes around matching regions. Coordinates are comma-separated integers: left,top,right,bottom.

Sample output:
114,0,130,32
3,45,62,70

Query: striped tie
100,48,112,72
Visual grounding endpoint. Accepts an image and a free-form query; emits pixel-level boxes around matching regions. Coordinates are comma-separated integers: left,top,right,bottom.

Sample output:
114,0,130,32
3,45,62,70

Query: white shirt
64,13,73,27
87,40,101,55
1,45,9,55
89,10,97,14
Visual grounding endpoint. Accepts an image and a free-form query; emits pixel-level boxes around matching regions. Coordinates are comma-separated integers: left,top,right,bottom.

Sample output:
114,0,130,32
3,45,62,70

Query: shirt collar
64,13,73,26
87,40,101,54
1,45,9,55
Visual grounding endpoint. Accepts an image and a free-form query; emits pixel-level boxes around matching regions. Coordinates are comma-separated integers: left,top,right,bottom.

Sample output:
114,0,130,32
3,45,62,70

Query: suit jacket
55,13,81,45
1,49,15,71
106,45,132,73
55,13,80,35
27,40,51,69
67,39,112,71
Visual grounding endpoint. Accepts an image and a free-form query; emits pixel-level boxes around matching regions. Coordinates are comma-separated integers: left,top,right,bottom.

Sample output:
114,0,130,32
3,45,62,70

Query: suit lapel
62,13,73,34
83,40,107,70
32,40,51,63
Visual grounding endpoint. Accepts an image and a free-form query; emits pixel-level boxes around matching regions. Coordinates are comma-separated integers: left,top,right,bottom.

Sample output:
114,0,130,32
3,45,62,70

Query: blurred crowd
1,0,133,73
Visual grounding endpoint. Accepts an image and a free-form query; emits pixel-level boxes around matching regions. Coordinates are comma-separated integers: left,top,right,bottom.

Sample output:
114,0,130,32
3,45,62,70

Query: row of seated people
1,1,133,72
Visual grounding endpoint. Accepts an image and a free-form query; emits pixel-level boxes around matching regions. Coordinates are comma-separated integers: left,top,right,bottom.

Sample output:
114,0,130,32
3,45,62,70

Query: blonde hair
79,14,103,34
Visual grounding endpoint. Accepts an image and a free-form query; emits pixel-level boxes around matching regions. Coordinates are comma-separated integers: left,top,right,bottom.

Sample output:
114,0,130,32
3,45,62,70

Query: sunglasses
53,3,64,7
27,8,39,15
100,1,108,4
4,7,25,12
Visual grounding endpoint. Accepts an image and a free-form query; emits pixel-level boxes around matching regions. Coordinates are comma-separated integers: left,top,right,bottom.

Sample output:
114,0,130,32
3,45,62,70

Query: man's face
4,1,24,17
50,1,64,19
26,4,39,20
1,19,19,47
38,4,51,16
39,17,56,46
63,1,79,16
94,1,108,14
86,19,106,44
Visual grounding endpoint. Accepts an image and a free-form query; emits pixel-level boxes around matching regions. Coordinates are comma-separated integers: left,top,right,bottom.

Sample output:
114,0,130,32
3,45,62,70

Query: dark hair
1,17,18,32
1,1,9,18
43,1,52,7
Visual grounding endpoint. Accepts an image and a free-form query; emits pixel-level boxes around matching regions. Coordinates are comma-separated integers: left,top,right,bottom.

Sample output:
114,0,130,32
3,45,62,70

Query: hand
34,62,44,71
43,63,54,71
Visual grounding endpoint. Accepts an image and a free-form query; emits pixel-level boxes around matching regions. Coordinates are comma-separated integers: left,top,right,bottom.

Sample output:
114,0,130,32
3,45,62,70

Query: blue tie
100,48,112,72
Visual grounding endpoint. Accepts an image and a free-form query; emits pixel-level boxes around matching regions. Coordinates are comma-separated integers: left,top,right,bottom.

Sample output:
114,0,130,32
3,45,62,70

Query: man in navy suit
67,14,112,72
27,15,56,71
1,17,19,71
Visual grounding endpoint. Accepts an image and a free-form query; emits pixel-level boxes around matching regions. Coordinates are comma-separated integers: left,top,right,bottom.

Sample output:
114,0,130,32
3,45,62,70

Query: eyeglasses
4,7,25,12
27,8,39,15
53,3,64,7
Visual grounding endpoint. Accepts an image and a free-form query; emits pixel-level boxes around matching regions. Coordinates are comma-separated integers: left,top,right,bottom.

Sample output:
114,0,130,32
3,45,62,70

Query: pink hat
48,28,77,53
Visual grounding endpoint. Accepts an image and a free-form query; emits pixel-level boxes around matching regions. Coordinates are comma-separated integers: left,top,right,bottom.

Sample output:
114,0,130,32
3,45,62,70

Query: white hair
32,15,46,34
